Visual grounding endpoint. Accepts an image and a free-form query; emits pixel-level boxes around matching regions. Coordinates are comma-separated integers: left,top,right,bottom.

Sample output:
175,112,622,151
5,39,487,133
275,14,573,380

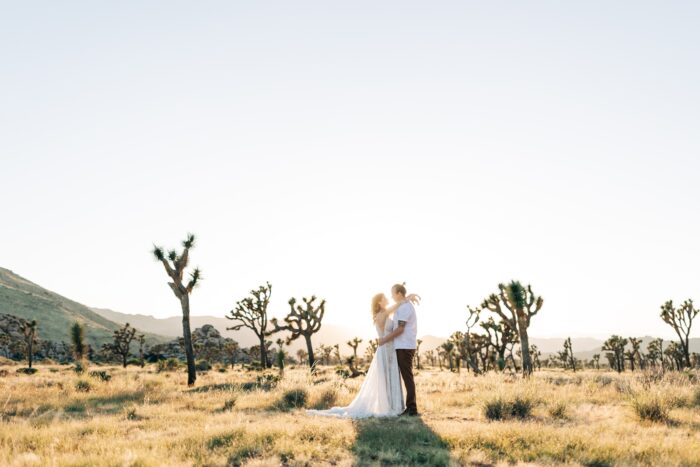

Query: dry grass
0,364,699,466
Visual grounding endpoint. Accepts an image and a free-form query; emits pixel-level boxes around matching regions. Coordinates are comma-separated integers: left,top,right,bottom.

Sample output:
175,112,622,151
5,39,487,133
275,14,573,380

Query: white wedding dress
307,315,404,418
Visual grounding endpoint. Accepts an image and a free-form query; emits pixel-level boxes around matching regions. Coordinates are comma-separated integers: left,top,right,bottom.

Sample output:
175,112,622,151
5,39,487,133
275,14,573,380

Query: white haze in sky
1,1,699,340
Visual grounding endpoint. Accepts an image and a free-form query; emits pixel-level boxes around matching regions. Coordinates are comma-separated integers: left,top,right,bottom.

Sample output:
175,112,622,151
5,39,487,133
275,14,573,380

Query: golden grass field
1,363,699,466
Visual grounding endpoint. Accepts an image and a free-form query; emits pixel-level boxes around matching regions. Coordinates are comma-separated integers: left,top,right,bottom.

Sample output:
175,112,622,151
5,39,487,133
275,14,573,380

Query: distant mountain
92,307,375,353
0,267,169,348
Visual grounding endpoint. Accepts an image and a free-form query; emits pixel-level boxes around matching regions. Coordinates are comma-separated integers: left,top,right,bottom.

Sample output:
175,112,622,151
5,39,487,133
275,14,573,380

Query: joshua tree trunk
181,295,196,385
28,338,33,369
304,335,315,368
516,315,532,374
258,335,268,368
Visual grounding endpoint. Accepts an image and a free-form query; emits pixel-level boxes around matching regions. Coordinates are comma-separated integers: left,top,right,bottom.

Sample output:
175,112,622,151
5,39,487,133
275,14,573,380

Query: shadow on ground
352,416,452,466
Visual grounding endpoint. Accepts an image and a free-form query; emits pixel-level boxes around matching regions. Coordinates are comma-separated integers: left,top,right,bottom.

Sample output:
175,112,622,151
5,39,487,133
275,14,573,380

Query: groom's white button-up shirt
393,302,417,350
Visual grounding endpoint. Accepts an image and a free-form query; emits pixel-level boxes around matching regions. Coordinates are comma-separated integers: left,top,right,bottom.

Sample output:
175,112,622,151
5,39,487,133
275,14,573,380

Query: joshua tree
592,353,600,370
333,344,341,364
482,281,543,376
530,345,542,370
137,334,146,367
425,349,436,367
415,339,423,369
70,322,86,362
441,341,455,371
626,337,643,371
464,305,483,374
558,337,576,372
152,233,201,386
481,317,518,371
319,344,333,366
347,337,362,361
296,348,308,365
227,283,273,369
267,295,325,369
103,323,137,368
646,338,664,371
664,342,685,370
660,299,698,368
224,340,240,368
275,338,286,372
20,319,38,369
602,335,627,372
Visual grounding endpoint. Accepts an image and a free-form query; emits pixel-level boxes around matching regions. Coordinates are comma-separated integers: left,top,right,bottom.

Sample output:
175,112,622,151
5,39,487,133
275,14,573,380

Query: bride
307,292,419,418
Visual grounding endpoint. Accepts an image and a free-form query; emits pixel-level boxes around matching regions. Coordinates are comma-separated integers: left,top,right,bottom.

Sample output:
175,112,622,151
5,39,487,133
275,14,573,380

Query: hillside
0,267,168,348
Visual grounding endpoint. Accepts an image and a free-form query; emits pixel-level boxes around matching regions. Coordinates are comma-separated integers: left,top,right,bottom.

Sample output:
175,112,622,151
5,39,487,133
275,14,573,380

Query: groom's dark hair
392,283,407,296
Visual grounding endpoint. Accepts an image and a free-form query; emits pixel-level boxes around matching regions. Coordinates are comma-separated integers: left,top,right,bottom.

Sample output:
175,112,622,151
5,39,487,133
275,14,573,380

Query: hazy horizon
2,2,699,341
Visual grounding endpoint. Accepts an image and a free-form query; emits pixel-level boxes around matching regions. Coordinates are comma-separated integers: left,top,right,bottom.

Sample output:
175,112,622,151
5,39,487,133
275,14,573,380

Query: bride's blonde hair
371,293,385,323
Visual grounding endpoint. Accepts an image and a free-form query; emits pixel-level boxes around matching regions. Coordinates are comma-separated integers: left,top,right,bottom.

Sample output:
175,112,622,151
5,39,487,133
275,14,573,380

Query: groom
378,283,419,416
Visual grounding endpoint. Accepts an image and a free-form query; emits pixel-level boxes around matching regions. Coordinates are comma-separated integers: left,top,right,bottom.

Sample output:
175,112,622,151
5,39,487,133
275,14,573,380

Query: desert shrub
73,362,85,374
0,369,8,377
16,368,38,375
549,401,568,419
693,387,700,408
217,367,227,373
312,388,337,410
89,370,111,382
124,406,139,420
195,360,211,371
483,394,534,420
223,398,237,411
280,388,308,409
484,397,507,420
156,358,179,372
595,375,613,387
335,367,350,378
631,393,670,423
75,380,92,392
127,358,141,366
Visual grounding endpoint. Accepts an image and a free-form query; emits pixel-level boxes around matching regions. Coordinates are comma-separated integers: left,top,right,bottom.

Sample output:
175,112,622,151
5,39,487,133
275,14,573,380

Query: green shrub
75,380,92,392
195,360,212,371
15,367,38,375
483,394,534,421
73,362,85,374
312,388,337,410
280,389,308,409
89,370,111,382
632,394,670,423
156,358,180,372
484,397,507,420
124,406,139,420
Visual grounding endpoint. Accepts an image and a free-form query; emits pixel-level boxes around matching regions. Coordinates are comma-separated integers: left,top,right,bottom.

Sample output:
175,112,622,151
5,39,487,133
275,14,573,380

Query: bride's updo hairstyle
371,293,385,323
391,282,407,297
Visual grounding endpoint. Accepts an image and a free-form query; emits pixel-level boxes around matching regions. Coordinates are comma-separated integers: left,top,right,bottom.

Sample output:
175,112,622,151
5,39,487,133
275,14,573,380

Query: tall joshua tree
20,319,38,369
70,322,86,362
267,295,325,370
558,337,576,372
660,299,698,368
482,281,543,376
415,338,423,369
152,233,201,386
347,337,362,361
464,305,482,374
227,283,273,369
646,338,664,371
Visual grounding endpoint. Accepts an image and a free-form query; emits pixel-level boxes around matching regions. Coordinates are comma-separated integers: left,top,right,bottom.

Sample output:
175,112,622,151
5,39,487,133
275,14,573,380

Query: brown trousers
396,349,417,413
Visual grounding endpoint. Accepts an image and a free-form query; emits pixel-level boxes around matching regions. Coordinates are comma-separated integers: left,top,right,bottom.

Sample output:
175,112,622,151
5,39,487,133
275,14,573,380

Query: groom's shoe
400,409,420,417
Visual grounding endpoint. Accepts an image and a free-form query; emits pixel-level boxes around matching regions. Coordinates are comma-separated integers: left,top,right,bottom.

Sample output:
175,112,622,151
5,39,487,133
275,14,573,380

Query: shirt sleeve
396,303,410,322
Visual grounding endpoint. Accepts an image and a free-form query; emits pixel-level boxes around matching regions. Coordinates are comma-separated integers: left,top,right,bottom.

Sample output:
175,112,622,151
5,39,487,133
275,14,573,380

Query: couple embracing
308,283,421,418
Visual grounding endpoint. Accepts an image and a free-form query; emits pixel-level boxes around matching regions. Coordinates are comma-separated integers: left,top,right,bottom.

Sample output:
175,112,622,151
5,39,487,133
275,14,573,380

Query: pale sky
2,1,699,340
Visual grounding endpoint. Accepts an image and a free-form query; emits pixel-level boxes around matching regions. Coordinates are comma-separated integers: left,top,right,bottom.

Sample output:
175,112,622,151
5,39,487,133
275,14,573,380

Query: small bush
280,389,308,409
16,367,38,375
73,362,85,374
157,358,180,372
632,394,670,423
223,398,237,411
483,394,534,421
89,370,111,382
0,369,8,377
549,401,568,419
124,406,139,420
75,380,92,392
484,397,507,421
312,388,337,410
692,387,700,408
195,360,212,371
